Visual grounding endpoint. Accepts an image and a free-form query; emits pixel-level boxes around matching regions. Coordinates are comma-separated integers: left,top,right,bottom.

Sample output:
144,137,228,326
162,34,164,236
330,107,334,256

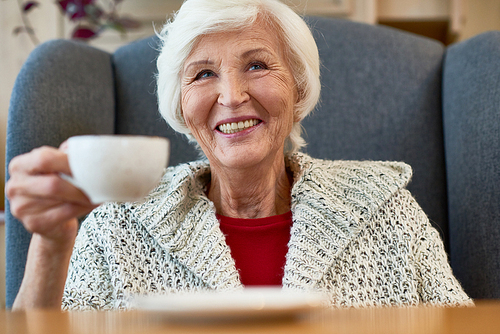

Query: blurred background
1,0,500,308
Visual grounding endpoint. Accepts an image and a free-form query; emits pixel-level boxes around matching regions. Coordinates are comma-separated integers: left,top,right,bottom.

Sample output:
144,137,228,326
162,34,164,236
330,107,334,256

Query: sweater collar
133,153,412,291
283,153,412,290
134,160,242,291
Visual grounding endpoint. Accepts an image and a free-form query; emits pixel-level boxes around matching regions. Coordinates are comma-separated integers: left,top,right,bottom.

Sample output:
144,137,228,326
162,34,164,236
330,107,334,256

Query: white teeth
218,119,259,134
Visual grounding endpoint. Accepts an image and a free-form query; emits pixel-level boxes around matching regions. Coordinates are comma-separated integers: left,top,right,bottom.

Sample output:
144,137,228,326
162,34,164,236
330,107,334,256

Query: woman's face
180,22,297,171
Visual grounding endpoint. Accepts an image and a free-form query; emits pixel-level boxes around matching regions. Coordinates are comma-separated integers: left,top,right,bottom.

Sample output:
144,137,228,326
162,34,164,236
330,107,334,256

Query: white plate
132,287,327,322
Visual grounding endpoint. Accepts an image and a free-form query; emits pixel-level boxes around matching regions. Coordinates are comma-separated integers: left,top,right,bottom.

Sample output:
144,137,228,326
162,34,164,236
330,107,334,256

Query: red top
217,211,293,286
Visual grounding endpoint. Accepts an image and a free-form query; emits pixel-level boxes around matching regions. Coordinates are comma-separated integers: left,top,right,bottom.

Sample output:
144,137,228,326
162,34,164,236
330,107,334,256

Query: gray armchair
6,17,500,308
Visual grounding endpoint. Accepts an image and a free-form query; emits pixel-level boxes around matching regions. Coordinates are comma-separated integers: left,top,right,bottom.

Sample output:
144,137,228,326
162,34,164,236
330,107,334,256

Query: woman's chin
209,146,282,171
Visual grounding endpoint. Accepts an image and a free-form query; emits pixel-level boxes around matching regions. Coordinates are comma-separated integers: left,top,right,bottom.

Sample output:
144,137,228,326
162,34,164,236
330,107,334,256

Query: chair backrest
443,31,500,299
7,17,494,307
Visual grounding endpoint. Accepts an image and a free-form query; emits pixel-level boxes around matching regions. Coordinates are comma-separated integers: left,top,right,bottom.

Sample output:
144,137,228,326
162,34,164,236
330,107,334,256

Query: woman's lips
217,119,261,134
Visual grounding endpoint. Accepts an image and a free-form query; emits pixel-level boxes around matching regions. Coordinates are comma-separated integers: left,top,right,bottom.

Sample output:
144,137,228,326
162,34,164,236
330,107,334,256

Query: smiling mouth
217,119,261,134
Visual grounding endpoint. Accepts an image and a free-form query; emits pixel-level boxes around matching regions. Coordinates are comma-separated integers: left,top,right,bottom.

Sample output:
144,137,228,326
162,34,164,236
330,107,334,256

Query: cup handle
59,172,80,189
59,173,98,204
59,146,80,188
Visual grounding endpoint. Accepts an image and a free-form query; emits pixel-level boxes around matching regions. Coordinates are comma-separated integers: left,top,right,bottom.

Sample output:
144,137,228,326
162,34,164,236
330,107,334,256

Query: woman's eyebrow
241,48,273,59
184,59,214,72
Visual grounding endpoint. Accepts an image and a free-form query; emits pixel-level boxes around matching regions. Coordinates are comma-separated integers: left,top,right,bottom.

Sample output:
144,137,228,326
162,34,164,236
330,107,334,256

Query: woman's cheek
254,75,295,118
181,86,210,126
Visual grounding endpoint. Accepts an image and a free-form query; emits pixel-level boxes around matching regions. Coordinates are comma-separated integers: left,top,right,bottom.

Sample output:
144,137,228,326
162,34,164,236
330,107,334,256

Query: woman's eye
249,63,266,71
195,70,215,80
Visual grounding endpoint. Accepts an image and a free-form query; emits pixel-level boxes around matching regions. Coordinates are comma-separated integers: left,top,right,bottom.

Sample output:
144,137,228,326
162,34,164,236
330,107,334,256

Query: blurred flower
14,0,141,44
57,0,95,20
22,1,39,11
72,26,98,39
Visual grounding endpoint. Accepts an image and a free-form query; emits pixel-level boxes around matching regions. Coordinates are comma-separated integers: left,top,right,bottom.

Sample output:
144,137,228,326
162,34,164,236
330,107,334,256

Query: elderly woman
7,0,472,310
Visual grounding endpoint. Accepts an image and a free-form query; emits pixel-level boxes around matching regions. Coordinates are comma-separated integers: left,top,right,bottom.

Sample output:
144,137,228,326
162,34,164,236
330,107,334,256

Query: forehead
186,21,285,61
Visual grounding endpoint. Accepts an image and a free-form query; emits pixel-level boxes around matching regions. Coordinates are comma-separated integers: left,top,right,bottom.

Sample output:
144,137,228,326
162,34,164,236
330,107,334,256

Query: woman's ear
179,106,187,128
293,104,302,123
293,89,303,123
294,85,301,103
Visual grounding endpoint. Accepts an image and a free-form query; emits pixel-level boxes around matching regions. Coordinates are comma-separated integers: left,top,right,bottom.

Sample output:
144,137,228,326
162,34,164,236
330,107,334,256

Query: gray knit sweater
62,153,472,310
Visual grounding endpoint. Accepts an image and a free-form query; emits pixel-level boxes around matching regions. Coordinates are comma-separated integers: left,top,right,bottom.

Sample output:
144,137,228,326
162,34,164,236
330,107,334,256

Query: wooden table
2,301,500,334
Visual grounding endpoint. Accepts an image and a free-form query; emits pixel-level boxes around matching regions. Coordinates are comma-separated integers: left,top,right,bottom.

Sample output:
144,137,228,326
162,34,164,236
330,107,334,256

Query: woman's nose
217,74,250,108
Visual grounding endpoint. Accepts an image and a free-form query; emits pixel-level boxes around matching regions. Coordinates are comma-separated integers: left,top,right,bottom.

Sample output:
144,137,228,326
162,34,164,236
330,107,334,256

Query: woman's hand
6,145,98,309
6,145,97,242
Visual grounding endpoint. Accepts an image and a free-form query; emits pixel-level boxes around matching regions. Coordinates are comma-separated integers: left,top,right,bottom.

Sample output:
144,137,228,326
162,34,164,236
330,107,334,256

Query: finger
6,173,91,206
18,203,92,238
10,195,95,219
9,146,71,176
10,196,96,233
59,140,69,152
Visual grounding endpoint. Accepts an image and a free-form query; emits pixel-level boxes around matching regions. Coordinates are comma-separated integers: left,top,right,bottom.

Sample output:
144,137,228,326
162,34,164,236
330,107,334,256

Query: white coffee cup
63,135,169,204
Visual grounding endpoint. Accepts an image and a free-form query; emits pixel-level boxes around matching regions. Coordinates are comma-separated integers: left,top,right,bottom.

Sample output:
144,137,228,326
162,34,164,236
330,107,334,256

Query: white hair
156,0,321,152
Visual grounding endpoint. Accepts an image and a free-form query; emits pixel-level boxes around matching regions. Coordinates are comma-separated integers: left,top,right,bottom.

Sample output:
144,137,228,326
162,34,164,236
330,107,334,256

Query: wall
460,0,500,41
377,0,450,19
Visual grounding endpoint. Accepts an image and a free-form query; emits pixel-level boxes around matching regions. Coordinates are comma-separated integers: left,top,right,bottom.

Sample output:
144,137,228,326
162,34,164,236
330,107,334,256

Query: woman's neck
207,154,292,219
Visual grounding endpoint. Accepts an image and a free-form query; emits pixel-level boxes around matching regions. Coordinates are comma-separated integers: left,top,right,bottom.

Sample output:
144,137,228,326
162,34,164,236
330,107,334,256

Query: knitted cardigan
62,153,472,310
